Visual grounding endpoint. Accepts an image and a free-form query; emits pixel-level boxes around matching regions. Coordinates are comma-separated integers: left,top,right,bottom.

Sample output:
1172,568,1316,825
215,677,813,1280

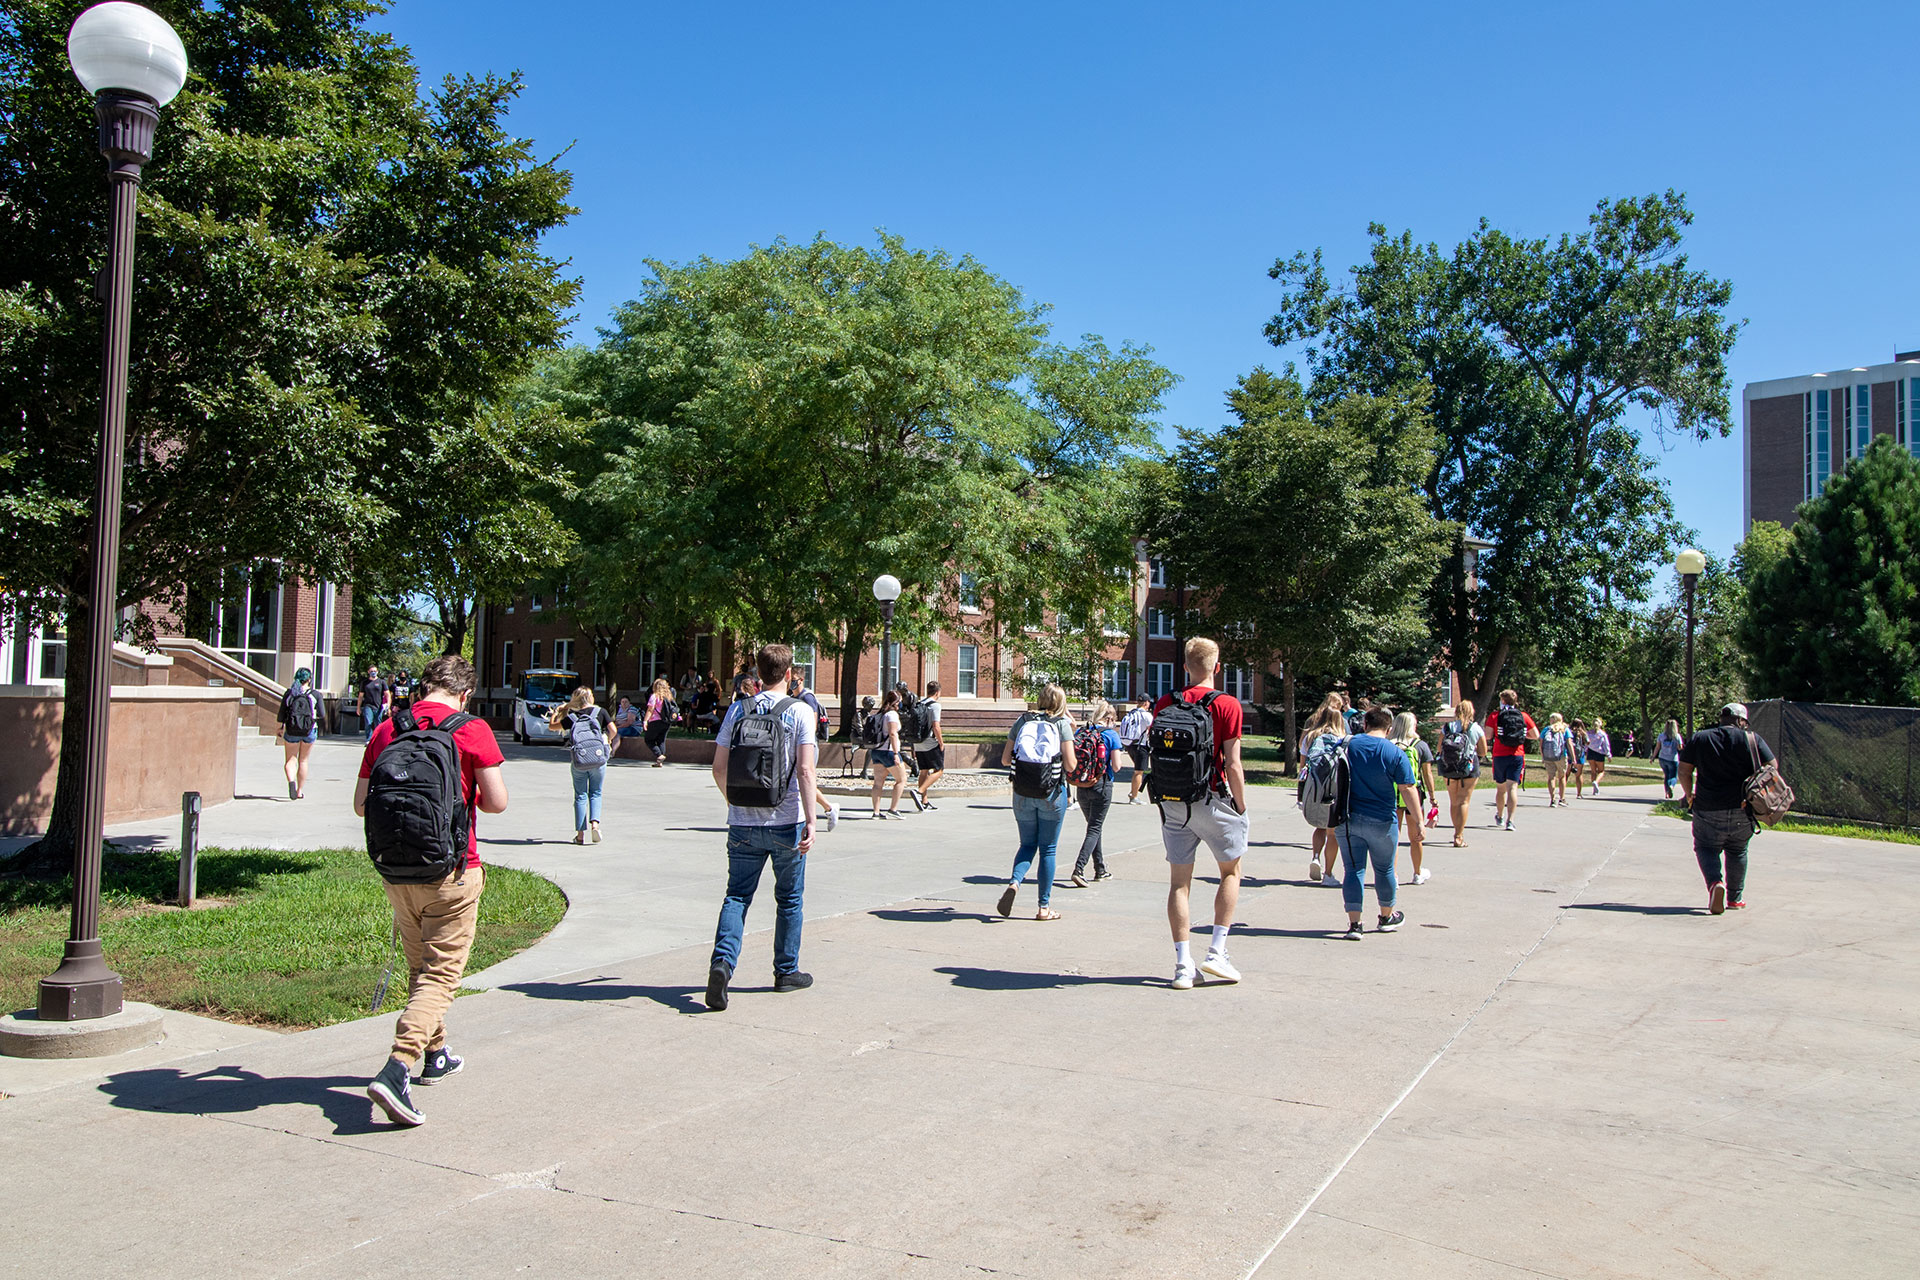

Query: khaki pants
383,865,484,1065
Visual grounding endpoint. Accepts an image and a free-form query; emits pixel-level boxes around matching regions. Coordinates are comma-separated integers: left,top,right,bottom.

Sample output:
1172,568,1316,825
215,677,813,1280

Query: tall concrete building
1743,350,1920,529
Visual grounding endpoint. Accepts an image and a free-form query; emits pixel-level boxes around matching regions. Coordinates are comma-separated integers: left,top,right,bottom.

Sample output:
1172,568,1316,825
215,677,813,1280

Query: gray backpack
568,711,611,768
726,697,802,807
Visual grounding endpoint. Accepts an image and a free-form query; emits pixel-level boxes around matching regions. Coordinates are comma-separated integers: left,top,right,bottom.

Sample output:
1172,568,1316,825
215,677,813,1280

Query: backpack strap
1196,691,1222,709
390,706,419,735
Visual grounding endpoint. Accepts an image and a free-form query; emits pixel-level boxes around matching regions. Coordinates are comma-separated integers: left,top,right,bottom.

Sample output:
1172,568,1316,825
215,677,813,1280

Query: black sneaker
367,1056,424,1126
773,970,814,993
1343,920,1365,940
909,790,925,811
287,780,298,801
705,962,732,1012
1378,910,1405,932
417,1048,464,1085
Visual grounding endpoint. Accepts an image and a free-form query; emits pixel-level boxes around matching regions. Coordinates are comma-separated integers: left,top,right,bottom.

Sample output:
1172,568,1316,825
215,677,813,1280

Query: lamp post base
37,939,124,1021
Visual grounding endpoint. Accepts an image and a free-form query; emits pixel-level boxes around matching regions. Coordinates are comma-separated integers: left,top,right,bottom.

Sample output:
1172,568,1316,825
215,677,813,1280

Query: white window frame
312,580,336,691
956,644,979,698
503,640,515,689
1222,665,1254,701
530,593,543,612
1101,659,1131,700
790,642,814,690
206,564,282,678
552,638,575,673
957,572,981,613
1149,556,1167,588
1146,606,1175,639
1146,661,1175,699
530,638,543,669
639,643,667,687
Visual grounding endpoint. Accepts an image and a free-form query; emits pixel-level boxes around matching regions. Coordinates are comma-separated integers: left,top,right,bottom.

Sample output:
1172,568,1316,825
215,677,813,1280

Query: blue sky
383,0,1915,559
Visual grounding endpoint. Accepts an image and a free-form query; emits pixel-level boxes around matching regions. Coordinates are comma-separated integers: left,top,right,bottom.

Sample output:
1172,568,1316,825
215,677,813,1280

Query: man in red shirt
1151,637,1249,991
354,654,508,1127
1487,688,1538,832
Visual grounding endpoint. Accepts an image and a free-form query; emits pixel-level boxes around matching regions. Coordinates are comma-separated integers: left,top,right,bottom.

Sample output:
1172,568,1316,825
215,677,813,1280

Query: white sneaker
1409,869,1432,885
1308,860,1323,882
1170,963,1196,991
824,804,839,833
1200,953,1241,983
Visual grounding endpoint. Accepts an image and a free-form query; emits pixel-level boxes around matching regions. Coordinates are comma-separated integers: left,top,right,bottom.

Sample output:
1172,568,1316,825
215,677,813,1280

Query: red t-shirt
1488,708,1537,758
1152,686,1243,790
359,699,504,868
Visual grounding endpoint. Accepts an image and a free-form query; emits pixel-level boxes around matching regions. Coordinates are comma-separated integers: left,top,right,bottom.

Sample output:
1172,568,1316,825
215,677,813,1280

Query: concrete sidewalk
2,753,1914,1277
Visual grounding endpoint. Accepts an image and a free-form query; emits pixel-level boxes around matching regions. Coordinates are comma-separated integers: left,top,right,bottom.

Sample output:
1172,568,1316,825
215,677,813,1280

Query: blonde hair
1184,636,1219,679
1300,693,1346,752
1088,698,1114,725
1549,712,1565,726
1389,711,1418,745
650,678,670,697
1591,716,1605,729
1035,684,1067,716
1452,698,1476,723
569,686,595,712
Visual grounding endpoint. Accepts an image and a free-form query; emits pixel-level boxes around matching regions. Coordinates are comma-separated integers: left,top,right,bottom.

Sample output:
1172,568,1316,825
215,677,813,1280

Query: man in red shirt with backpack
1488,688,1538,832
1148,638,1249,991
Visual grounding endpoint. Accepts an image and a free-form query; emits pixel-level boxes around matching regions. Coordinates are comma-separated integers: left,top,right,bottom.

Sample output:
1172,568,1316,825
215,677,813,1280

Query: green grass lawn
0,846,566,1029
1650,800,1920,846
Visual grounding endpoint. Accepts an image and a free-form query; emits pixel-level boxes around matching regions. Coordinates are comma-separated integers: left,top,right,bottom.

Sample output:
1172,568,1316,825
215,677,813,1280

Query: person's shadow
501,977,706,1013
99,1065,386,1135
934,966,1157,990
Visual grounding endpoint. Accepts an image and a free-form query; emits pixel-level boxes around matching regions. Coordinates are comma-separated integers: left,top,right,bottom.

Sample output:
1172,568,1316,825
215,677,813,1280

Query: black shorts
1125,744,1149,771
916,747,945,772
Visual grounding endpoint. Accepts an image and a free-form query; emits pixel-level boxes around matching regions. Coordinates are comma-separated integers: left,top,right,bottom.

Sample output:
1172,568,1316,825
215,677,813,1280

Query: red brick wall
1748,392,1805,528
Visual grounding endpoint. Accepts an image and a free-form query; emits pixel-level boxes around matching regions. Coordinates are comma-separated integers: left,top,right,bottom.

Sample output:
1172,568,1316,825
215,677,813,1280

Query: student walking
1487,689,1539,831
1336,707,1419,938
1656,719,1684,799
1119,694,1154,803
1389,711,1436,884
1583,717,1614,796
1540,713,1574,807
1069,699,1125,887
705,644,819,1010
1437,699,1487,847
868,689,909,819
912,680,946,809
1150,638,1249,990
358,655,508,1128
276,666,322,800
549,688,614,844
642,678,676,766
358,666,390,741
785,667,839,832
1677,703,1779,913
998,684,1077,921
1299,694,1350,884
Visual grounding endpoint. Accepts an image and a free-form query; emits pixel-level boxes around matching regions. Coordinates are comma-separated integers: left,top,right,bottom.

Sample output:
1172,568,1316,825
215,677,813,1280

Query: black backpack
1438,720,1476,778
1008,712,1064,798
1147,691,1220,805
911,699,937,743
1495,705,1527,747
283,688,316,738
364,708,476,884
726,696,802,807
861,710,888,749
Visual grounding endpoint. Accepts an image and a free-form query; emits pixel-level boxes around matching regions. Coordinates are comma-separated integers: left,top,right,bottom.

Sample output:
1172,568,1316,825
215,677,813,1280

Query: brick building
472,547,1268,725
1743,350,1920,529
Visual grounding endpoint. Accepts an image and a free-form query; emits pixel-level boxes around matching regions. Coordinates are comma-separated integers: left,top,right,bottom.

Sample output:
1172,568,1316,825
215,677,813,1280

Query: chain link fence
1746,700,1918,830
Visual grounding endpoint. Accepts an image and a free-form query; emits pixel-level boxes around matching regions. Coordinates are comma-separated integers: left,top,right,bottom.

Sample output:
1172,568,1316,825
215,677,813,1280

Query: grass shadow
935,966,1158,991
501,977,706,1013
99,1065,385,1135
0,847,321,912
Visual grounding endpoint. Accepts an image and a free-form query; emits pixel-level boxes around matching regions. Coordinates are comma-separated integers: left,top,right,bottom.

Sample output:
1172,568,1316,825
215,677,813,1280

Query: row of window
1806,381,1920,501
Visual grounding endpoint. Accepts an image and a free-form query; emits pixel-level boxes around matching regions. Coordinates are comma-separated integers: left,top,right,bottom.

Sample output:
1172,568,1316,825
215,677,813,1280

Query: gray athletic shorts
1160,795,1250,866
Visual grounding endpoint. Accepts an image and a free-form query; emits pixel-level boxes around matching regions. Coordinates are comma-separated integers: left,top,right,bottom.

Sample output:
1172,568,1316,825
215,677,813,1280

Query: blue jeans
1660,757,1679,790
710,824,807,976
1337,816,1399,914
361,706,380,740
571,766,605,830
1009,790,1070,908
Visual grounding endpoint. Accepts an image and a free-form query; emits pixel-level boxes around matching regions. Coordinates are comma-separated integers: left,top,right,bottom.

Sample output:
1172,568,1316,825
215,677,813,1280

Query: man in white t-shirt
1118,694,1154,804
913,679,946,809
705,644,818,1012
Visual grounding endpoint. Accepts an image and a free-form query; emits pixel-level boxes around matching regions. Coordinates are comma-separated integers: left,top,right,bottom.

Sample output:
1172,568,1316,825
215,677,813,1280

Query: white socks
1174,941,1191,967
1210,923,1231,955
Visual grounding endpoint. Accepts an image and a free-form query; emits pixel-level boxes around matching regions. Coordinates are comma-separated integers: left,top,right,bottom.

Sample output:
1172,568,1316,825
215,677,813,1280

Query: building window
958,572,981,613
694,634,713,676
639,643,666,687
1101,660,1131,700
1148,556,1166,588
1222,665,1255,701
957,644,978,697
503,641,515,689
1902,379,1920,458
204,564,281,678
1146,661,1175,699
530,639,542,669
1853,383,1872,460
790,642,814,690
37,623,68,681
552,638,576,673
1805,389,1831,500
312,580,335,690
530,594,543,612
1146,606,1175,639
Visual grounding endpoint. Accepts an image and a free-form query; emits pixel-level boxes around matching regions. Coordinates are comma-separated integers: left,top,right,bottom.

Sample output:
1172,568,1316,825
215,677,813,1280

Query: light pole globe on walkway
40,3,188,1022
1675,548,1706,739
872,574,901,698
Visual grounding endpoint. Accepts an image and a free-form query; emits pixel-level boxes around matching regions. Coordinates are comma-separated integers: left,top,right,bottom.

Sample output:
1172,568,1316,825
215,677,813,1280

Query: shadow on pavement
1564,902,1700,916
935,966,1158,991
1220,923,1357,939
98,1065,385,1135
661,826,729,834
501,977,706,1013
870,906,1000,924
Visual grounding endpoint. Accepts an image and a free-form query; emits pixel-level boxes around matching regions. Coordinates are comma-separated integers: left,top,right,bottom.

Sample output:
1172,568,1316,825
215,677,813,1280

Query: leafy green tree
576,236,1170,728
1739,437,1920,705
1268,193,1735,713
1144,368,1446,768
0,1,573,861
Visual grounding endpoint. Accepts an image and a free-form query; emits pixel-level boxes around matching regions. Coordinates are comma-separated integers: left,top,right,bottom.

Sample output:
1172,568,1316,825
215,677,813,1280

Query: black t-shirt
361,679,386,707
1678,724,1774,811
563,707,611,736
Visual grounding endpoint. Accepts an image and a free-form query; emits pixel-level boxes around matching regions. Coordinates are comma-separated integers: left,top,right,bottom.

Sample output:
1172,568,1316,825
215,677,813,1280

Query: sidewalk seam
1238,813,1653,1280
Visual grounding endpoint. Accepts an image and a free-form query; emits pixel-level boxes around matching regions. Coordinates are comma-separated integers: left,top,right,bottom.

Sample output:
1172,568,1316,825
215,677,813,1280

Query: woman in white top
1297,693,1349,884
869,688,909,819
1656,718,1684,799
996,684,1079,921
1441,699,1488,848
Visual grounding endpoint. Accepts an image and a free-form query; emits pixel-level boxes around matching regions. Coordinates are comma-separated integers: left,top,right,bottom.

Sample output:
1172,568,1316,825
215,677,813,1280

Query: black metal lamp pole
880,600,895,697
1682,572,1699,739
38,90,163,1021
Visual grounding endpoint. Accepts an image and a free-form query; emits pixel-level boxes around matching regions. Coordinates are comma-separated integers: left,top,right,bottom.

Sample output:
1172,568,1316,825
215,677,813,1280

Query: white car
512,669,579,745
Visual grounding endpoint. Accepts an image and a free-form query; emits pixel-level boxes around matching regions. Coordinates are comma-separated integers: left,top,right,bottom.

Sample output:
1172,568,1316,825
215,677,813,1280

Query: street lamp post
872,575,901,698
1676,548,1706,738
39,4,187,1022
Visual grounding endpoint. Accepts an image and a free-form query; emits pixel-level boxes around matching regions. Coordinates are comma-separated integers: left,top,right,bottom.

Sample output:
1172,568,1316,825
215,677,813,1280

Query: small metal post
178,791,200,907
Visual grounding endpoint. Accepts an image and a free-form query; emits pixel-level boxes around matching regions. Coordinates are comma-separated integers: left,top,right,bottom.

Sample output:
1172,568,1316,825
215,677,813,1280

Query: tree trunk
23,589,95,873
1281,661,1298,778
438,597,470,657
836,618,867,741
1467,635,1513,719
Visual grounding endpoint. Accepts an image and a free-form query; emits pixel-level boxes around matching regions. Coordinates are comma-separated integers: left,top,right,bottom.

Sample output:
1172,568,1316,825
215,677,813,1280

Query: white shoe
1308,861,1323,882
1200,953,1241,983
825,804,839,833
1170,963,1196,991
590,824,602,844
1409,869,1432,885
